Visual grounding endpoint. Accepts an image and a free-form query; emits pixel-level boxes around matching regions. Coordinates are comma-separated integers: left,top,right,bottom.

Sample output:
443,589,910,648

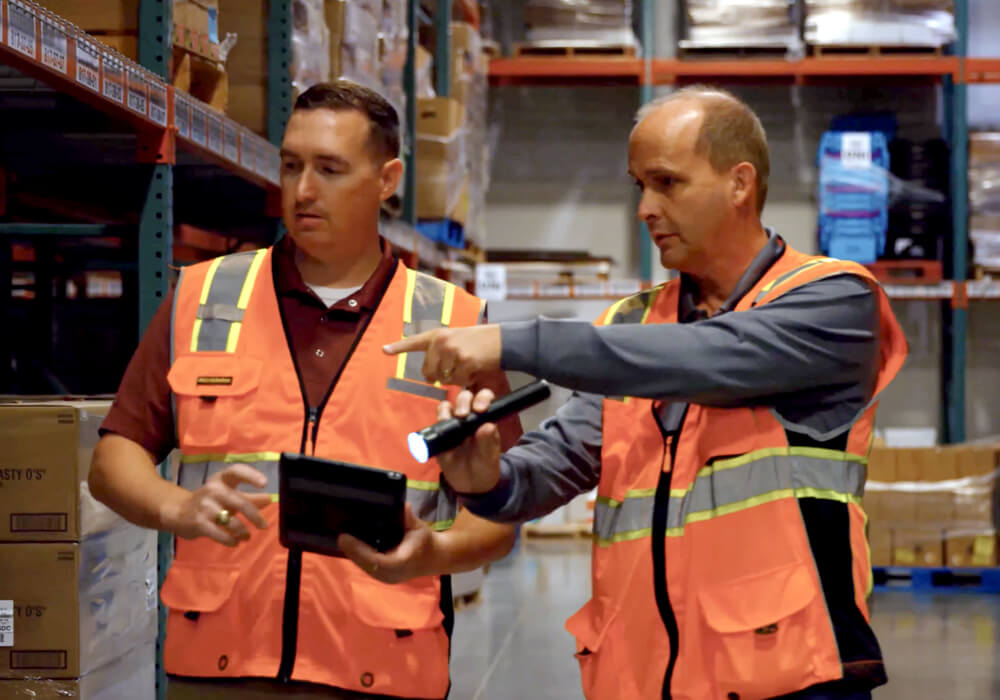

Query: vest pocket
348,576,444,631
698,562,823,700
167,355,262,450
566,600,640,700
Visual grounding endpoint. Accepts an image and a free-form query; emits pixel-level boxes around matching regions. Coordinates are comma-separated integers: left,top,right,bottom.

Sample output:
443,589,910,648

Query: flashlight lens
408,432,430,463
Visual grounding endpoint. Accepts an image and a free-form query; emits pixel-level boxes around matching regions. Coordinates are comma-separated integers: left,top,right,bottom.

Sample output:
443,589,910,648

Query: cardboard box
226,81,268,135
219,0,267,84
38,0,140,33
0,531,157,679
95,34,138,60
945,533,998,568
892,527,943,567
885,449,919,525
0,641,154,699
416,97,465,139
327,0,347,78
869,526,892,568
915,448,957,525
0,401,110,542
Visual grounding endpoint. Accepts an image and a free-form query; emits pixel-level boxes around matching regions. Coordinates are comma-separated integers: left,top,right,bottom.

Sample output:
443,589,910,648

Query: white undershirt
307,284,363,309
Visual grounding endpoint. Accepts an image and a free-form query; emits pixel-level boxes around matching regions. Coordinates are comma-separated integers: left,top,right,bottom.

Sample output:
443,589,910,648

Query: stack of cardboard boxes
415,21,489,240
0,401,157,699
39,0,227,111
866,445,1000,568
969,133,1000,273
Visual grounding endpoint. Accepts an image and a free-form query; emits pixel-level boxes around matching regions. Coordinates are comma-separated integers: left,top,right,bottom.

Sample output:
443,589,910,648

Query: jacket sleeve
460,391,603,523
499,274,880,409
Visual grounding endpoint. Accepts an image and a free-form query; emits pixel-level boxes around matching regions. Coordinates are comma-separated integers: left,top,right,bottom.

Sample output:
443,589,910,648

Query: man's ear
380,158,404,200
731,162,757,209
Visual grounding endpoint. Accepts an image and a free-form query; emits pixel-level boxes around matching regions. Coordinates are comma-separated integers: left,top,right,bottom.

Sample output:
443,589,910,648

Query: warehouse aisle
452,539,1000,700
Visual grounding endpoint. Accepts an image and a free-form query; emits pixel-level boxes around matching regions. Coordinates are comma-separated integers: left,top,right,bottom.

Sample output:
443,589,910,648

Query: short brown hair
636,86,770,212
294,80,400,161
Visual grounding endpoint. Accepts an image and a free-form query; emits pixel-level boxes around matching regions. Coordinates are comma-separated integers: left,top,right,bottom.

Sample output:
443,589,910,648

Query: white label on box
76,39,100,91
841,132,873,169
475,264,507,301
127,69,147,115
208,115,223,154
223,123,239,162
191,107,206,145
149,83,168,126
0,600,13,647
175,96,190,138
103,56,125,104
40,20,67,74
8,1,37,58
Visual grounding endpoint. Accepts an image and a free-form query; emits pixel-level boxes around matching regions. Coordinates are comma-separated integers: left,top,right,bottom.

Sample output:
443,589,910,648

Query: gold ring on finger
215,509,232,526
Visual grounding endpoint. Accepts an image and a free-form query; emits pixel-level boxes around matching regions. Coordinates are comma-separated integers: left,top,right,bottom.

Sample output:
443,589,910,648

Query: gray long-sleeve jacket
462,233,882,523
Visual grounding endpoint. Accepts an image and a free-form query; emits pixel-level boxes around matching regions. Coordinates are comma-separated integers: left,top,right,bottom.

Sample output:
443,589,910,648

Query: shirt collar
678,228,786,323
273,234,398,312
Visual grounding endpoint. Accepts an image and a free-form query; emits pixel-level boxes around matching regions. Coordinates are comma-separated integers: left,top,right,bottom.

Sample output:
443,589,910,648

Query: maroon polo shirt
102,236,466,464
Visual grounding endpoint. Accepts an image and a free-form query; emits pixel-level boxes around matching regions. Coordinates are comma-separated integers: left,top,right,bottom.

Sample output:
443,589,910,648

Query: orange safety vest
160,247,483,698
566,247,907,700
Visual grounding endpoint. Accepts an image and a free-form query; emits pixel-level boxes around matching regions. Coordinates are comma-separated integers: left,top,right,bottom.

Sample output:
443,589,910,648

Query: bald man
384,86,907,700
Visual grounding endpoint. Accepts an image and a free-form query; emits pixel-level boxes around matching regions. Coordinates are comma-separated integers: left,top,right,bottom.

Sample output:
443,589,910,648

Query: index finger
216,463,269,490
383,330,436,356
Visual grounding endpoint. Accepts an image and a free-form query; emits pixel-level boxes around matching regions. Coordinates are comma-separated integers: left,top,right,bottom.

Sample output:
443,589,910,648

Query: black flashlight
408,381,551,463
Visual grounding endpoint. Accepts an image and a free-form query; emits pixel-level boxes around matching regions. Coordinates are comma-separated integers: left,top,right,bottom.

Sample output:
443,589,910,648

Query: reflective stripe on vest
593,447,866,546
189,249,268,353
177,452,457,530
751,257,836,306
388,268,455,401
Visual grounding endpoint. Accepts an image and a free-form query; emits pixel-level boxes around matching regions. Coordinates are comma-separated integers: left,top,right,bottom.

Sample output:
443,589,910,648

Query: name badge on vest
196,376,234,386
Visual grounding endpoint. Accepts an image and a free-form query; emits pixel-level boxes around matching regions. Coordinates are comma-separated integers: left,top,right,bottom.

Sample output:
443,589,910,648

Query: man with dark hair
89,80,518,699
389,87,907,700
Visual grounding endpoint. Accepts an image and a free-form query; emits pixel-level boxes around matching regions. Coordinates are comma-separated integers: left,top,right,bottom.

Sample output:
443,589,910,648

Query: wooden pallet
866,260,943,284
513,42,636,58
678,44,797,60
482,39,502,59
811,44,943,58
523,521,591,538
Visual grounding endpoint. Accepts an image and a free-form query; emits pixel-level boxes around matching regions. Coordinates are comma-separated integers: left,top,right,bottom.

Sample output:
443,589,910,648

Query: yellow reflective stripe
402,267,416,324
396,268,419,379
596,487,657,508
602,297,629,326
683,488,795,528
190,256,225,352
406,479,440,491
687,446,866,486
795,487,862,505
595,527,652,547
180,451,281,464
236,250,267,310
430,519,454,531
639,287,661,324
223,250,267,353
440,284,456,325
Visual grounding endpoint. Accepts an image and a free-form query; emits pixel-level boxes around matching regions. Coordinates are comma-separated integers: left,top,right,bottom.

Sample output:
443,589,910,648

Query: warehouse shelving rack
487,0,984,445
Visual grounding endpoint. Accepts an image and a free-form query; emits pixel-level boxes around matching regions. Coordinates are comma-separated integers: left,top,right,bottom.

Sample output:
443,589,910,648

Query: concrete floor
451,538,1000,700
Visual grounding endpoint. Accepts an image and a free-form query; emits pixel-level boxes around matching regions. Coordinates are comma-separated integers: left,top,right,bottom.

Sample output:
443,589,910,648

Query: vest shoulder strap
599,283,668,326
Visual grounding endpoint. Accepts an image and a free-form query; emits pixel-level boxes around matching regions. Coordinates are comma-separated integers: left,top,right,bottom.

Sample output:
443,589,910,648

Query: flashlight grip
474,380,551,425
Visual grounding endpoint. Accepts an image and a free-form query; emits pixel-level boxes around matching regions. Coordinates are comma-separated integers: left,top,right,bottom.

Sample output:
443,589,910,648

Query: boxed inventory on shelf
0,641,154,700
0,400,111,542
681,0,803,55
416,97,467,220
523,0,638,49
865,445,1000,568
0,526,158,679
804,0,956,47
37,0,140,32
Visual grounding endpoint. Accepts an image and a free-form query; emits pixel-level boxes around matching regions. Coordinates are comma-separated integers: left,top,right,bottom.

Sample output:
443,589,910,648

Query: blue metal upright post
943,0,968,443
638,0,654,282
435,0,452,97
403,0,418,225
138,3,173,699
268,0,293,146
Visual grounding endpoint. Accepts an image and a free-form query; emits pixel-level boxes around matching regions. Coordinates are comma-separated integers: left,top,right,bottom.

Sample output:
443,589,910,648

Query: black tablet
278,452,407,558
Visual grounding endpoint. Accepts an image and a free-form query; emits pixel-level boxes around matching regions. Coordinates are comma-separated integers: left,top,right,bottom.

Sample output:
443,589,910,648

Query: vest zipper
274,256,398,683
652,406,687,700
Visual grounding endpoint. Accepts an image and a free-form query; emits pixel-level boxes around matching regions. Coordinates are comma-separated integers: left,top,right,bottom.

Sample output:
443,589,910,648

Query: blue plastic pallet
872,567,1000,594
417,219,465,248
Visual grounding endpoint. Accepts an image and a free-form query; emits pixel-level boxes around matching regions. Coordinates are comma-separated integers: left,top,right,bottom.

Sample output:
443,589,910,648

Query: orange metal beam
489,57,642,81
965,59,1000,83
